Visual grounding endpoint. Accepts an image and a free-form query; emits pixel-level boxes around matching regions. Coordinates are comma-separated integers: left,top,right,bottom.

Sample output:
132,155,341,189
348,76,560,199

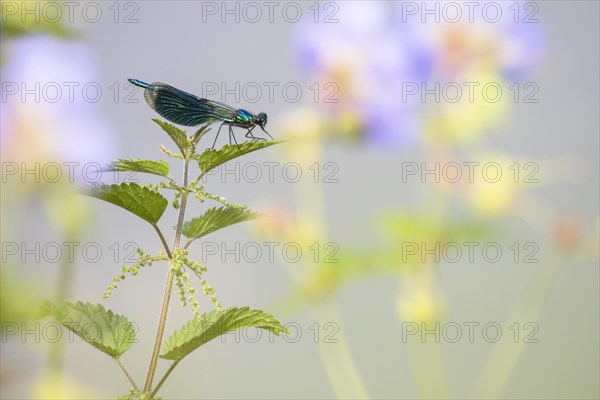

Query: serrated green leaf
160,307,288,361
108,159,170,178
38,301,136,358
182,207,257,241
198,140,282,174
86,183,168,224
153,119,191,155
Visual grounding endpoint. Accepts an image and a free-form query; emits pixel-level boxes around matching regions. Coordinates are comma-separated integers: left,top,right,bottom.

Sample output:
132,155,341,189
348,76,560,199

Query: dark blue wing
141,82,237,126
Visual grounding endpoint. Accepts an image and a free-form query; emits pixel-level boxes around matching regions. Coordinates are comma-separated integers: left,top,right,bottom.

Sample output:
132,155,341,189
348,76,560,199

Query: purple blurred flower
394,0,546,81
1,35,118,166
393,0,546,141
293,2,430,148
293,1,545,147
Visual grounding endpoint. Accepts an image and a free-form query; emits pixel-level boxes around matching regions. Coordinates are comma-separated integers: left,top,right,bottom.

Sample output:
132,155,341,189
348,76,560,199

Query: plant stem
287,139,370,399
152,223,173,259
115,357,140,392
313,301,369,399
149,360,180,398
144,159,190,394
48,232,76,373
470,254,569,398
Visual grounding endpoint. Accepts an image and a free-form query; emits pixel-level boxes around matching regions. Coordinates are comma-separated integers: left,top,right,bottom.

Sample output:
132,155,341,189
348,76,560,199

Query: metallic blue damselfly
129,79,272,149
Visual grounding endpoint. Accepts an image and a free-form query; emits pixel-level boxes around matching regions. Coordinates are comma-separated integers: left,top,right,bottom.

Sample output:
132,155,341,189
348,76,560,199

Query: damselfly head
256,113,273,139
256,112,268,128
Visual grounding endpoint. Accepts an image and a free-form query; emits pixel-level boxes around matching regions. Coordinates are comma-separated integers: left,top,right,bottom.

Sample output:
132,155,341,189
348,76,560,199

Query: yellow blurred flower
298,265,336,301
396,275,445,325
467,178,519,215
331,107,363,140
32,370,102,400
465,154,521,215
43,187,90,238
424,68,509,143
274,106,323,142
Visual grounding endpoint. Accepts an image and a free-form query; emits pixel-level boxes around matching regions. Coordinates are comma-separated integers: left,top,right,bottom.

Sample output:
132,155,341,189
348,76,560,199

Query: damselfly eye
257,112,267,125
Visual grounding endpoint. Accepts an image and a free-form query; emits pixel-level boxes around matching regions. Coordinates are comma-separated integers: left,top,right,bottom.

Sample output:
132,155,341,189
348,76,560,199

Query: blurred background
1,1,598,399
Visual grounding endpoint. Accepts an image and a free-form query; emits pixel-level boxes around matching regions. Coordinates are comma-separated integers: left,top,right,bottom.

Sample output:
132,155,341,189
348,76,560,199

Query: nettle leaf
87,183,168,224
182,207,257,241
153,119,191,155
160,307,288,361
108,159,170,178
38,301,136,358
198,140,282,175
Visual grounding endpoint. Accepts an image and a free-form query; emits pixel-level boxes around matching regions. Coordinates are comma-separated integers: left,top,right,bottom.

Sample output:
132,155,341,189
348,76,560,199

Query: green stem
409,334,448,399
115,357,140,393
313,301,369,399
289,141,370,399
150,360,180,398
470,254,568,398
48,233,76,372
152,223,173,259
144,159,190,394
406,147,452,399
190,172,205,187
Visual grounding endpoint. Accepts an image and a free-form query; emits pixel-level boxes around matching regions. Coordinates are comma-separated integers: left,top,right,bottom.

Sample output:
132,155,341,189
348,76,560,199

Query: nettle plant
38,119,287,399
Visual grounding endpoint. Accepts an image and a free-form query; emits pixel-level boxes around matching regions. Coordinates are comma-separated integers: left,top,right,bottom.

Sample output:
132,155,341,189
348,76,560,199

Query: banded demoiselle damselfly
129,79,273,149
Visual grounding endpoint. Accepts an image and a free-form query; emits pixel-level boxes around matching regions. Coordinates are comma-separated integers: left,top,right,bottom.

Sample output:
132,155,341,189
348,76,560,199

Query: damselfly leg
211,123,226,150
210,123,243,150
229,125,240,149
245,126,267,142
